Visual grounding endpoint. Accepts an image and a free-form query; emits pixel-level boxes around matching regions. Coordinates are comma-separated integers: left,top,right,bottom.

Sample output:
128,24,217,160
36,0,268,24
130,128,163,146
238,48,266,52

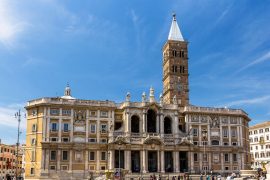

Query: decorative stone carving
173,95,177,105
142,92,147,102
74,110,86,123
126,92,131,102
210,116,219,128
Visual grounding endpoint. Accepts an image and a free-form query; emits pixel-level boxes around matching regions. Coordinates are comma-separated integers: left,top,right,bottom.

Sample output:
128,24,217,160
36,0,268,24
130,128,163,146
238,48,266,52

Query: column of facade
199,125,202,145
239,118,243,146
228,125,232,146
142,110,146,133
125,150,131,172
57,149,61,171
109,150,114,170
142,149,147,173
42,107,47,142
230,153,233,171
161,151,165,173
126,111,131,133
156,113,160,133
220,153,224,172
45,149,49,171
96,151,100,171
174,151,180,173
190,152,194,173
85,110,89,143
58,108,62,142
97,110,100,143
174,112,178,134
70,109,74,142
199,153,202,172
69,150,73,171
85,150,88,171
46,107,51,142
208,152,212,171
157,150,160,172
160,113,164,138
220,126,223,145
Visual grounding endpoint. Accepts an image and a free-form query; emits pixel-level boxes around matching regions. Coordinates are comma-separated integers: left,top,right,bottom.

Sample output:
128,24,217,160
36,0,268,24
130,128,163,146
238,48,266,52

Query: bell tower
162,14,189,106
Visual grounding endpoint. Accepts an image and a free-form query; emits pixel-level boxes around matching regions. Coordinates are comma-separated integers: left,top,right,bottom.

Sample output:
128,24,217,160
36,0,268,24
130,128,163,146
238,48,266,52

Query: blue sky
0,0,270,144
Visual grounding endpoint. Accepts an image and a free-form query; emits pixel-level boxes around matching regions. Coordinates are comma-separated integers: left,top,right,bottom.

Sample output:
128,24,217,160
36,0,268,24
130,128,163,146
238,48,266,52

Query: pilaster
161,151,165,173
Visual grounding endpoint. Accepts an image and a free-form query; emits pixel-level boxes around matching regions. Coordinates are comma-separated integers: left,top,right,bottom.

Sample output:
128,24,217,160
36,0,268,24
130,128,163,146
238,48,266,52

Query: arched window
147,109,156,133
164,117,172,134
131,115,140,133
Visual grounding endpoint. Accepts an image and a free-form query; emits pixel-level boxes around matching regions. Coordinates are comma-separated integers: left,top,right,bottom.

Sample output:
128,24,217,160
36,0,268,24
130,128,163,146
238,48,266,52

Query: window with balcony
51,123,58,131
50,151,56,161
223,129,228,138
89,151,95,161
231,129,237,137
101,152,106,161
62,151,68,161
101,124,107,133
90,124,96,133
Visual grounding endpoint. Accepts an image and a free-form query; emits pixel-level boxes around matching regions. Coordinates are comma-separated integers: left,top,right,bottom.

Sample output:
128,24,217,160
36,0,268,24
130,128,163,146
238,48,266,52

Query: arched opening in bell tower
147,109,156,133
164,117,172,134
131,115,140,133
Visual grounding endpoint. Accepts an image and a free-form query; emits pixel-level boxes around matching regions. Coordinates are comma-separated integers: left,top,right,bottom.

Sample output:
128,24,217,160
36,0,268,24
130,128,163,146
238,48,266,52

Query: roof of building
168,14,184,41
249,121,270,130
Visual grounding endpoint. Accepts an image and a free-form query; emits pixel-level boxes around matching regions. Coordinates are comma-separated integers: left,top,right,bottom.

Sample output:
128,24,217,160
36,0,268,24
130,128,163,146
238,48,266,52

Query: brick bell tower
162,14,189,106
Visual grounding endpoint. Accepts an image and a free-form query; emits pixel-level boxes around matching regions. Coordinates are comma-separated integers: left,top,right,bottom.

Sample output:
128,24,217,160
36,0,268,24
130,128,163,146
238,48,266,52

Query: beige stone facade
24,15,251,179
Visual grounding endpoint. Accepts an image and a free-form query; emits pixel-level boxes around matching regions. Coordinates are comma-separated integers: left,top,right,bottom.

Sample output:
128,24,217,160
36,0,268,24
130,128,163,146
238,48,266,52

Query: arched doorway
131,115,140,133
147,109,156,133
164,117,172,134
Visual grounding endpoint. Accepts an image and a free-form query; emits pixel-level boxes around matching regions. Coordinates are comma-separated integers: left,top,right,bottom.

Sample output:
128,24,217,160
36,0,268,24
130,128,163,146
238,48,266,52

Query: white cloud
235,51,270,73
223,95,270,107
0,103,26,130
0,0,30,48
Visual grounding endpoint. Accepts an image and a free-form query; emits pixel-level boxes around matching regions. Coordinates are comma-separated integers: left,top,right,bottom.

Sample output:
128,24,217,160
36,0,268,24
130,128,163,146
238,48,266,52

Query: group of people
138,174,189,180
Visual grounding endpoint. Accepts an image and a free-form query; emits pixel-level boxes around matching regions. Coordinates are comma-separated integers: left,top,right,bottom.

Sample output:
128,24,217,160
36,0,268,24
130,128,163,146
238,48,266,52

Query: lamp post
15,110,21,180
202,129,207,176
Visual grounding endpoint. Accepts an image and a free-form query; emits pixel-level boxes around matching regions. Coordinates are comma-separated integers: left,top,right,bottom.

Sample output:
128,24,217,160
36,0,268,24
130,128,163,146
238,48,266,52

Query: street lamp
15,110,22,180
202,129,207,176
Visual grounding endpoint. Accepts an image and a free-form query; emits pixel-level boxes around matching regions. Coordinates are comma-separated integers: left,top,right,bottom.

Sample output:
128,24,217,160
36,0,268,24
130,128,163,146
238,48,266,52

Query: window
89,152,95,161
50,109,59,115
62,109,71,116
61,165,68,170
223,129,228,138
90,111,96,117
193,141,198,146
266,128,269,132
254,137,258,142
233,154,237,162
211,140,219,146
88,138,96,143
225,167,229,170
101,166,106,170
100,111,108,118
30,168,35,175
254,130,258,134
62,151,68,160
100,139,107,144
101,124,107,133
101,152,106,161
90,124,96,133
50,165,56,170
51,123,58,131
261,153,265,158
31,150,35,161
31,109,37,116
232,142,238,146
250,138,253,143
202,141,208,146
256,146,258,150
261,145,264,149
62,137,69,142
231,129,237,137
63,123,69,132
224,154,229,162
194,153,198,161
50,137,58,142
50,151,56,161
249,131,252,135
172,50,177,57
260,129,264,133
193,128,198,136
32,124,37,132
31,138,36,145
250,146,253,150
267,135,269,141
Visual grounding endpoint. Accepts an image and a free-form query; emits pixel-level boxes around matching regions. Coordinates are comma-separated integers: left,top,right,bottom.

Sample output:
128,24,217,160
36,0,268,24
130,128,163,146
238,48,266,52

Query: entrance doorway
165,151,173,172
148,151,157,172
179,151,188,172
131,151,140,172
115,150,125,169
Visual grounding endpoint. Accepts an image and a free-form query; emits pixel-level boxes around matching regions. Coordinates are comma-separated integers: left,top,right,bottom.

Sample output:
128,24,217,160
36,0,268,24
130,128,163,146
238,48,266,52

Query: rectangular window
223,129,228,138
31,138,36,145
62,109,71,116
50,165,56,170
89,151,95,161
101,152,106,161
63,123,69,132
266,128,269,132
100,111,108,118
260,129,264,133
232,142,237,146
62,151,68,161
62,137,69,142
194,153,198,161
101,124,107,133
90,124,96,133
101,166,106,170
90,111,96,117
88,138,96,143
50,109,59,115
51,123,58,131
231,129,237,137
32,124,37,132
50,137,58,142
100,139,107,144
254,130,258,134
233,154,237,162
224,154,229,162
193,128,198,136
61,165,68,170
50,151,56,161
30,168,35,175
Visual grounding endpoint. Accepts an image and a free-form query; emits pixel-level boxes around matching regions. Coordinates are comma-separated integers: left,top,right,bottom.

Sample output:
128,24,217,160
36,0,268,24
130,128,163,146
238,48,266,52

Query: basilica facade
24,15,251,179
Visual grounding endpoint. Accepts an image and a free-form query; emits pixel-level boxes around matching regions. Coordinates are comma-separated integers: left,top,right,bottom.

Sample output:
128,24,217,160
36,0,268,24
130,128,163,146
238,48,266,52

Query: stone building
249,121,270,170
24,14,251,179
